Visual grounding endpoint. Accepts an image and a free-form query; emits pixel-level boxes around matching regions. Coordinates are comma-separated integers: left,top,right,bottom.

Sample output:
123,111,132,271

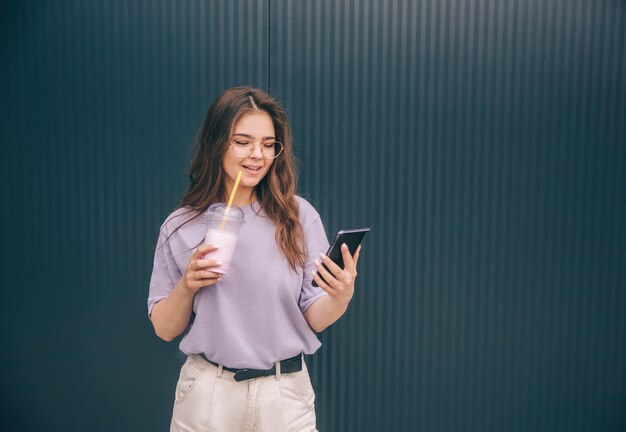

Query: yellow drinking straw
220,170,243,231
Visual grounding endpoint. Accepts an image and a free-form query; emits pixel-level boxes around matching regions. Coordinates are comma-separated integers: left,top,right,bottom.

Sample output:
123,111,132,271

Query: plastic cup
203,203,245,274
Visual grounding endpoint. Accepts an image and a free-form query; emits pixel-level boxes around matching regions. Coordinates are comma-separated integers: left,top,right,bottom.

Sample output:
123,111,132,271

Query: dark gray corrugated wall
1,0,625,431
1,1,269,430
271,1,626,430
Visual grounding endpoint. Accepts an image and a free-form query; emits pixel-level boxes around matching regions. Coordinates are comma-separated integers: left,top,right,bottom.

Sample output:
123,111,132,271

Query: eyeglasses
230,138,284,160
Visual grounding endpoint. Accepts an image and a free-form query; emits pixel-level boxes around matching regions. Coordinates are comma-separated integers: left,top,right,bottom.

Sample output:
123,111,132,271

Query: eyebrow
233,133,276,140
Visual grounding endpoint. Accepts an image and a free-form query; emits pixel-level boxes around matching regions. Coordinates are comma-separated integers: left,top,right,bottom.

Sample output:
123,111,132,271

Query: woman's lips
241,164,262,175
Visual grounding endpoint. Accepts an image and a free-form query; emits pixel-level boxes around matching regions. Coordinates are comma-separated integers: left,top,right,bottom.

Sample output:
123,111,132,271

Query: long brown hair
171,86,305,271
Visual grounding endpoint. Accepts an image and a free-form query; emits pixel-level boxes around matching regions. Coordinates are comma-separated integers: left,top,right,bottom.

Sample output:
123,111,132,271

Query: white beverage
204,228,239,274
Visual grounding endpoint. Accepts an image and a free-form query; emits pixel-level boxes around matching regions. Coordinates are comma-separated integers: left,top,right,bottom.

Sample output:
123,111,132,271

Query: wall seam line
267,0,271,92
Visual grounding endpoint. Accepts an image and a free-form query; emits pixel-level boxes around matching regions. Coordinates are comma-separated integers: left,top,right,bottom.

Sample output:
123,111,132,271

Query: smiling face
222,110,276,203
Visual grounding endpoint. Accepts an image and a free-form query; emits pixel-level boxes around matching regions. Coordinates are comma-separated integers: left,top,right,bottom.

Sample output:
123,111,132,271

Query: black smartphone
312,228,370,287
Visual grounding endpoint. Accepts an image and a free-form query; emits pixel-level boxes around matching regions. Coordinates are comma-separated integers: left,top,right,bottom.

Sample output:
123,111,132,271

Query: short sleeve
298,214,330,313
147,223,183,316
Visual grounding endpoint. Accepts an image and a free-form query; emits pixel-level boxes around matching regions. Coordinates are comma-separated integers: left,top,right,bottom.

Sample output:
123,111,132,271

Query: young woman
148,86,362,431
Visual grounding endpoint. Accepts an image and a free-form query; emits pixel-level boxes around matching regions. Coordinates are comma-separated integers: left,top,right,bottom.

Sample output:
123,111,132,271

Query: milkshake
203,203,245,274
204,228,239,274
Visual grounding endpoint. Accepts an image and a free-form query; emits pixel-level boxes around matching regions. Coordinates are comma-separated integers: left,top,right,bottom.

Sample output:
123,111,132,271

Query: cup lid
204,203,245,222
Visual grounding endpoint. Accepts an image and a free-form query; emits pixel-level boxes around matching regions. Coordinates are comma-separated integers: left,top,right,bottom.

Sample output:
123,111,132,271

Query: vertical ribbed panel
1,1,267,430
1,1,625,431
271,1,625,431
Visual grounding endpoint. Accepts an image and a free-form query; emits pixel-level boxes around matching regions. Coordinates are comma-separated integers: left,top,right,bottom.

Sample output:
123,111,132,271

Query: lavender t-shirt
147,196,329,369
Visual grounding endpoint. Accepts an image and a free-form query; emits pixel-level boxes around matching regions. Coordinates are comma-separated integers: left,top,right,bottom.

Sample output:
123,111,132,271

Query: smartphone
312,228,370,287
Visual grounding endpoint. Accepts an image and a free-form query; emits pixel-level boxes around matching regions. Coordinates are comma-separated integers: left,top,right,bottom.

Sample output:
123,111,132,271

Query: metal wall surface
270,0,625,431
1,0,625,431
1,1,268,430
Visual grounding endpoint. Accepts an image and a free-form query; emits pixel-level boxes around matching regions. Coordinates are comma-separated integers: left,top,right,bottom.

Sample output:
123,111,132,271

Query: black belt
199,353,303,382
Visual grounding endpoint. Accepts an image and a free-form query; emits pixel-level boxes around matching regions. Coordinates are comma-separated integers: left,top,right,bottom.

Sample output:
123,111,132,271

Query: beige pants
170,354,318,432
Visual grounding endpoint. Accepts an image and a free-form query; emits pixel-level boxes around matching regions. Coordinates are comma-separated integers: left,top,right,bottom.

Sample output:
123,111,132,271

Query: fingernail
311,270,317,277
216,261,222,265
319,253,326,259
314,259,321,266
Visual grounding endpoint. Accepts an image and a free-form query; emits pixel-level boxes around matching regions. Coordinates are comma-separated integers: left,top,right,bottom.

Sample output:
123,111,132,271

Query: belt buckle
233,368,251,382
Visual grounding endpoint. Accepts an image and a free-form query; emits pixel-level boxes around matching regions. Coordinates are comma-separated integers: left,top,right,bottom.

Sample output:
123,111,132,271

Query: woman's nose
249,142,263,158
